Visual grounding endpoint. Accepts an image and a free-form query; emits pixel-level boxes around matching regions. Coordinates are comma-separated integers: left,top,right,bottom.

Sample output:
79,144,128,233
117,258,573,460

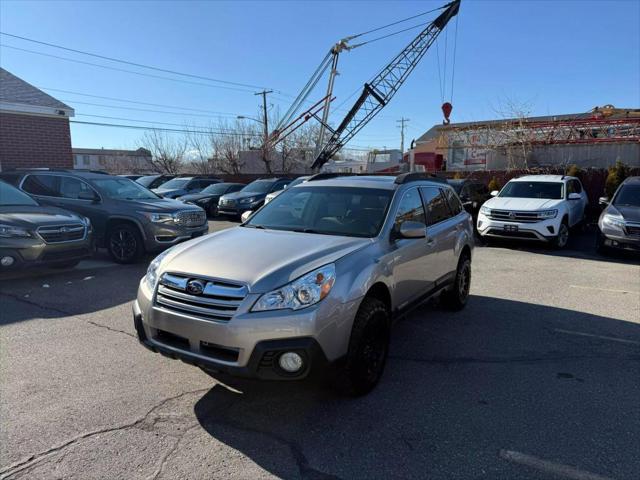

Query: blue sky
1,0,638,152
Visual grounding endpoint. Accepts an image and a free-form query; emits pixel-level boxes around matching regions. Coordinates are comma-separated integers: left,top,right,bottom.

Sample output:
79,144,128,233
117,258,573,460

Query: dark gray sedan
597,176,640,253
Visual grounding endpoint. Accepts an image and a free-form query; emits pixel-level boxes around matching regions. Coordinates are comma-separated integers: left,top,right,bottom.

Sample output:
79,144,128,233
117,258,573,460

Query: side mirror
599,196,610,206
568,193,581,201
490,190,499,197
240,210,253,223
78,191,99,202
398,221,426,239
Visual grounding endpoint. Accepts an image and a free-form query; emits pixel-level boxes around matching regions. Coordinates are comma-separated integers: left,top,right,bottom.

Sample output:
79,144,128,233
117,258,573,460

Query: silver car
133,173,474,395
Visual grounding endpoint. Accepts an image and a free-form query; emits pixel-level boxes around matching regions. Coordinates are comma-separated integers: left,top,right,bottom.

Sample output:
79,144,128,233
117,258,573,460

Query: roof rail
306,172,356,182
394,172,449,185
6,167,110,175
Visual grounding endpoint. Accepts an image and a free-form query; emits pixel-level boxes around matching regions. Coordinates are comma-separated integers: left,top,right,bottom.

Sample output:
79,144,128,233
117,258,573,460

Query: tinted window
242,180,278,194
93,178,158,199
136,175,159,188
228,184,244,193
22,175,59,197
201,183,232,194
159,178,189,189
444,188,463,215
246,186,393,238
394,189,426,230
59,176,95,199
613,184,640,207
499,181,563,200
0,181,38,206
0,173,21,186
420,187,451,225
568,179,582,194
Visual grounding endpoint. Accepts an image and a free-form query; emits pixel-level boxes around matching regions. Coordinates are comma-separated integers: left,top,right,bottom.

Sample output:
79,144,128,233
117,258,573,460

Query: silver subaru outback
133,173,474,395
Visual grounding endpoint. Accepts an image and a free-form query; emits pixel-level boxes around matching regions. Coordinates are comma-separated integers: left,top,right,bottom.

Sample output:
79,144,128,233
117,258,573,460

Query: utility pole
255,89,273,172
397,117,410,153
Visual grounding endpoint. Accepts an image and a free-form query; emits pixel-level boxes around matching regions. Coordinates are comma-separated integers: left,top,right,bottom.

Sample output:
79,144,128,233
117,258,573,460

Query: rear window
22,175,60,197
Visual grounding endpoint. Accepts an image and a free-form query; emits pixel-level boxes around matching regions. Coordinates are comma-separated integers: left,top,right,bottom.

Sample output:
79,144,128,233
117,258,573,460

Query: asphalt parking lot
1,220,639,480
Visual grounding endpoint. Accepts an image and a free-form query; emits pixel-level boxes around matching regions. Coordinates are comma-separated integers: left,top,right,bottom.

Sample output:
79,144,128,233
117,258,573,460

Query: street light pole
255,90,273,172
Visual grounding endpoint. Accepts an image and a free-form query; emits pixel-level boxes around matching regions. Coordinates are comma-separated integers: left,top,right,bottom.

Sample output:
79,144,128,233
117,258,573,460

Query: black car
597,176,640,253
152,176,222,199
136,174,176,190
217,178,290,217
0,180,93,270
177,182,245,217
447,179,492,216
0,170,208,264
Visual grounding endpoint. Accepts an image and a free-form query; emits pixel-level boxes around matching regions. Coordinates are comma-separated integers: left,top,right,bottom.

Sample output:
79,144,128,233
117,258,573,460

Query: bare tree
276,122,319,173
141,130,188,174
208,119,258,174
185,125,216,174
491,95,535,170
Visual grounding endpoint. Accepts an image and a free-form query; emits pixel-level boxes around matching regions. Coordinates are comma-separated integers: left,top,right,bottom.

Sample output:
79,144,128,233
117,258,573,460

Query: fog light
1,256,15,267
278,352,303,373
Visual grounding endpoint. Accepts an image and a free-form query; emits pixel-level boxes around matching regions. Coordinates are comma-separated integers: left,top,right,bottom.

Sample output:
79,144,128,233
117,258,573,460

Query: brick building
0,68,74,171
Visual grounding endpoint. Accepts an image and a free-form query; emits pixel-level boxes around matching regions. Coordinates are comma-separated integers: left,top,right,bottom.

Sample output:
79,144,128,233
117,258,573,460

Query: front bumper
598,225,640,252
477,213,558,242
143,223,209,252
218,201,262,216
0,235,93,270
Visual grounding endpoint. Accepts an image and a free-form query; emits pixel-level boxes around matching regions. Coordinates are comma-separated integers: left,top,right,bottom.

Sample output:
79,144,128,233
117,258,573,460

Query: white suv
477,175,588,248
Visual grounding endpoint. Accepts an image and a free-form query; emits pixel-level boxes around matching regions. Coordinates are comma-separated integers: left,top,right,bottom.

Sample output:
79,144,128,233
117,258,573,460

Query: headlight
252,264,336,312
0,224,31,238
239,197,256,204
537,209,558,219
144,248,173,291
479,206,491,216
139,212,177,223
82,216,92,228
602,213,625,229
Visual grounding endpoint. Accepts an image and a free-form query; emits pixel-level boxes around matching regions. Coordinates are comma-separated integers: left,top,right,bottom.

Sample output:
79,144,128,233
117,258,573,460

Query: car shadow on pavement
193,295,640,480
479,228,640,266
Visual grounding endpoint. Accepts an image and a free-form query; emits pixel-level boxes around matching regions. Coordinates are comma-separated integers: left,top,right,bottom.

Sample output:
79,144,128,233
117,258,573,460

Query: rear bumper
133,301,329,380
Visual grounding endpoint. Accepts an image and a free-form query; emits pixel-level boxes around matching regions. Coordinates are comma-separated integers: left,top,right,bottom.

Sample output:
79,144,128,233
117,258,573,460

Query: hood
123,197,202,213
159,226,371,292
178,193,219,202
609,204,640,223
484,197,562,211
0,206,83,228
220,191,266,201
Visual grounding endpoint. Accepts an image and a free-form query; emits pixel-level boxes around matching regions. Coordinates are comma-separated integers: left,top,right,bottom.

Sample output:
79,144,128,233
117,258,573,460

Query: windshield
136,175,160,187
244,186,393,237
287,177,307,188
499,181,563,200
93,178,159,200
613,184,640,207
158,178,189,189
242,179,276,193
0,181,38,206
202,183,231,194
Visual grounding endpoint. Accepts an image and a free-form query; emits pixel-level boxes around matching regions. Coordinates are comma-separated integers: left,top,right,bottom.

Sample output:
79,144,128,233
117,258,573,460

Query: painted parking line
500,450,614,480
554,328,640,346
569,284,640,295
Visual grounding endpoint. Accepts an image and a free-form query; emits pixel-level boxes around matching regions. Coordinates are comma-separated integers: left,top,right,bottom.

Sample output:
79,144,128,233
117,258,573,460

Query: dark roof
0,68,72,111
622,176,640,185
72,147,152,157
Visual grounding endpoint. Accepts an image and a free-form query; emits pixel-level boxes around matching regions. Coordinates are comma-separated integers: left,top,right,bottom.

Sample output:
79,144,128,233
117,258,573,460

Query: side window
420,187,452,226
444,188,463,216
22,175,59,197
573,180,582,193
394,189,426,230
59,176,93,199
272,181,287,192
459,185,470,199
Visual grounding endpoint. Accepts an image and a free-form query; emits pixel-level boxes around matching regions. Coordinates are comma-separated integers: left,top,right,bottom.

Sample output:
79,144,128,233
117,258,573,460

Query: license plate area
503,224,519,232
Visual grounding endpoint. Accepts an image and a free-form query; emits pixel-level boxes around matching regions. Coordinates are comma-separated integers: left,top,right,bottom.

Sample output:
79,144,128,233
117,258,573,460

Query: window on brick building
83,155,90,166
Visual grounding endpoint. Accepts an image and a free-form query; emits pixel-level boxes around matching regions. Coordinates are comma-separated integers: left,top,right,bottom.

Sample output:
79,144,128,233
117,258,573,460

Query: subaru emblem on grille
186,279,205,295
509,212,517,219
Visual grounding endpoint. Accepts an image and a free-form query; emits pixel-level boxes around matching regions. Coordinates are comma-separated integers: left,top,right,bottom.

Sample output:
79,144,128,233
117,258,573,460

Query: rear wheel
107,224,143,264
442,254,471,310
337,297,390,396
552,220,570,249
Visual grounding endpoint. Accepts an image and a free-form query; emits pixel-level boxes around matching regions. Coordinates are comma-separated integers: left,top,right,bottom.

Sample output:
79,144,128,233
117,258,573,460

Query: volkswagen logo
186,279,205,295
508,212,517,219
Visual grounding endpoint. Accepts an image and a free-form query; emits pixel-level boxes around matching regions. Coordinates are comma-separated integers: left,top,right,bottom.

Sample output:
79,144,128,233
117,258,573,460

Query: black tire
208,203,218,218
442,254,471,311
50,260,81,269
107,223,143,264
595,232,608,255
337,297,390,396
552,220,570,249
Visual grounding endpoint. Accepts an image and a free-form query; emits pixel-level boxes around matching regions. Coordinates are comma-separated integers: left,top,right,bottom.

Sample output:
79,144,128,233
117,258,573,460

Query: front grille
487,210,541,223
175,210,206,227
38,224,86,243
626,224,640,237
41,248,89,261
155,273,247,322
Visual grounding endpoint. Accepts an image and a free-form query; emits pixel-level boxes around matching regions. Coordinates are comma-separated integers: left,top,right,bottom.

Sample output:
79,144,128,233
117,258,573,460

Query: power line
0,31,273,91
61,99,239,118
70,120,262,137
41,87,248,116
0,44,258,93
76,113,233,131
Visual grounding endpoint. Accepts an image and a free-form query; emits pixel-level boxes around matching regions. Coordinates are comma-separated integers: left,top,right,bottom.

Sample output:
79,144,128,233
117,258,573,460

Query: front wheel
208,203,218,218
337,297,390,396
552,221,570,249
107,224,143,264
442,254,471,310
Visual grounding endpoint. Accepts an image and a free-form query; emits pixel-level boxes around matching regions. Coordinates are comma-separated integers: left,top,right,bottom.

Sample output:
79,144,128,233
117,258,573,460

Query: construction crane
270,0,461,170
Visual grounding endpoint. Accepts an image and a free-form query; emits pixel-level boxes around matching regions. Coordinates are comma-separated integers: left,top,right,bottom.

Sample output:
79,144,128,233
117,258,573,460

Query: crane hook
442,102,452,125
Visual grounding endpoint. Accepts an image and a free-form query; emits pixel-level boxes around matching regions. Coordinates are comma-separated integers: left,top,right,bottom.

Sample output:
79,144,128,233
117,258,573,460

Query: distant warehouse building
0,68,74,171
412,106,640,171
72,147,153,174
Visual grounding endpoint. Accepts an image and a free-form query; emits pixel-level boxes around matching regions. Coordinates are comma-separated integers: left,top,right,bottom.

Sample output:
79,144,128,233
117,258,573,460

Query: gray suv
133,173,474,395
1,170,208,264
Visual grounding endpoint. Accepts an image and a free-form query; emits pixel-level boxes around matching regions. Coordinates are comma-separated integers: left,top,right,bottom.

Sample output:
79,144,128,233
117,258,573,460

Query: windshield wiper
242,224,265,229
